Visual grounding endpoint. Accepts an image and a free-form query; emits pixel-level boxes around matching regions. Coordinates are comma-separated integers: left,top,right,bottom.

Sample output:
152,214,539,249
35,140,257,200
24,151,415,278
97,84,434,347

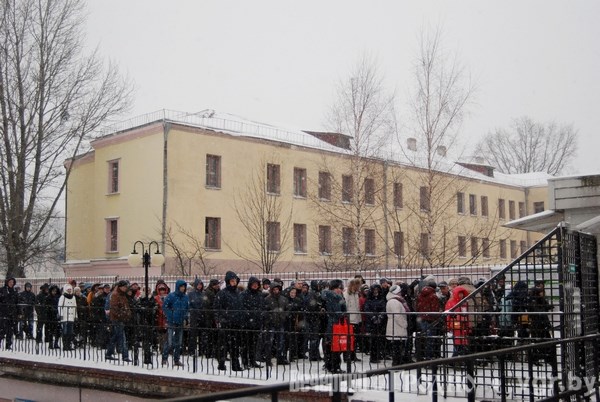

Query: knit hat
389,285,402,295
64,284,73,293
438,281,448,288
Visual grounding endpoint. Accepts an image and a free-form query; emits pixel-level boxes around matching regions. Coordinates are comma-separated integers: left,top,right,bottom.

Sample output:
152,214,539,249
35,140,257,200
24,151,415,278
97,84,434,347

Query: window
482,238,490,258
293,224,307,253
481,196,489,217
469,194,477,216
420,233,430,257
364,178,375,205
393,183,403,208
106,218,118,252
498,198,506,220
364,229,375,255
457,192,465,214
471,236,478,258
342,227,355,255
318,172,331,201
393,231,404,257
266,164,280,194
205,217,221,249
534,202,545,214
266,221,280,252
499,239,507,259
342,175,353,202
293,168,307,197
510,240,518,258
108,160,119,193
520,240,527,254
518,202,526,218
509,200,516,220
420,186,430,212
206,155,221,188
318,225,332,255
458,236,467,257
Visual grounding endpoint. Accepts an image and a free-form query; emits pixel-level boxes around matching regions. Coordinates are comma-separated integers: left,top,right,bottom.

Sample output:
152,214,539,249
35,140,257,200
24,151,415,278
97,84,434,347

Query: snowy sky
85,0,600,175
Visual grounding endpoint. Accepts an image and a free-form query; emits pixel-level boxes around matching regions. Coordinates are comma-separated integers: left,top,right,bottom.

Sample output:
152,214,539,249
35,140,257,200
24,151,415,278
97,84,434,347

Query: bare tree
0,0,132,278
229,158,293,274
396,25,488,268
476,116,578,175
163,221,216,277
311,55,396,273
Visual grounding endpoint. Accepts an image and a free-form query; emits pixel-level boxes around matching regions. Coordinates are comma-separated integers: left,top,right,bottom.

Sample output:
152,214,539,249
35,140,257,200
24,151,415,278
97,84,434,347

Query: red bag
331,320,355,352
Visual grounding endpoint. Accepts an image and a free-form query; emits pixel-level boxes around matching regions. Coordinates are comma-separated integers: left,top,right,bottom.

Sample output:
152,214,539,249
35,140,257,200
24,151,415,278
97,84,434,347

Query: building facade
63,110,550,277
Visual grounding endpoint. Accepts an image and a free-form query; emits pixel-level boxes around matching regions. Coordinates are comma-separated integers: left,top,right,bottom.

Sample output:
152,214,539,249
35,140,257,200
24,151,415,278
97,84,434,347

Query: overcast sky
85,0,600,175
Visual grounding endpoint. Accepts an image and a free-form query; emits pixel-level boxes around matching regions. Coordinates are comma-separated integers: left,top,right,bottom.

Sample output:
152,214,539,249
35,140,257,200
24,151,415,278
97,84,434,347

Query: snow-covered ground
0,339,561,401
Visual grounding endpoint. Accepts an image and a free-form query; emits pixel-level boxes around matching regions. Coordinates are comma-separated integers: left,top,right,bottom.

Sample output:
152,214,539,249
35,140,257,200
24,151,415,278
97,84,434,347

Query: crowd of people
0,272,556,372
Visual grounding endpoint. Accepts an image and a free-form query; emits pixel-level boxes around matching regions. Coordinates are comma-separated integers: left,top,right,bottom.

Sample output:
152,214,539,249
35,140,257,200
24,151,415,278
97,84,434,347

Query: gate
445,225,599,400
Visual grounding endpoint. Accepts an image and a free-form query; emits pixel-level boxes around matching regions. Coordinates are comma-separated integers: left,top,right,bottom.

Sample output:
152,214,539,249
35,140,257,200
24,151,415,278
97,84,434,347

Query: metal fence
2,225,598,401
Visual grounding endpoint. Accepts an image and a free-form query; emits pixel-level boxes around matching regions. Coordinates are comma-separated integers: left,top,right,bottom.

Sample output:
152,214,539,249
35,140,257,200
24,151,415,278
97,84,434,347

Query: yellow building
63,110,550,277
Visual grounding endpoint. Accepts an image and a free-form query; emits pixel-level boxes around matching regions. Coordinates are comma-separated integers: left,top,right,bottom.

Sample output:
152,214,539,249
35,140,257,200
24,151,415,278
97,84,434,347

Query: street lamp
127,241,165,297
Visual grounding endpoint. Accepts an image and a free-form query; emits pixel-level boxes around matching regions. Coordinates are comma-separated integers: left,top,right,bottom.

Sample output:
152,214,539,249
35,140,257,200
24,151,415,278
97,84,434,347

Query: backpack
498,295,513,329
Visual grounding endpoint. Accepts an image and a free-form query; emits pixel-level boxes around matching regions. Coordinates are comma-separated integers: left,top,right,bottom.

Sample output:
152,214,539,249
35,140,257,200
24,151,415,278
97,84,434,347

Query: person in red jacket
416,281,441,360
445,285,471,356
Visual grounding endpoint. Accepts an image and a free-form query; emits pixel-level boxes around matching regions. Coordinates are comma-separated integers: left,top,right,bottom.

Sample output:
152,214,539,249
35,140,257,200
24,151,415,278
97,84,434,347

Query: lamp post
127,241,165,297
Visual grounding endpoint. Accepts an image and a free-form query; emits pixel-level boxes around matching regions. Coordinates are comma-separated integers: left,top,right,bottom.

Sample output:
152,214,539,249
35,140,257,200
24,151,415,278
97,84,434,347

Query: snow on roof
169,109,351,154
98,109,551,189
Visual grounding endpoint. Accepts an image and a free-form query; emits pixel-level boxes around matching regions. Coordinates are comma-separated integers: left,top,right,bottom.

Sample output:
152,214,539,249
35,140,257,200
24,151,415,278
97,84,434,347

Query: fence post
466,359,475,402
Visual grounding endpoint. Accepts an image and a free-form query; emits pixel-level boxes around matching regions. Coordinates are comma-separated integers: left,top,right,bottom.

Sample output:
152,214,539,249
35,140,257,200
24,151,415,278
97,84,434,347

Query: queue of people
0,272,556,370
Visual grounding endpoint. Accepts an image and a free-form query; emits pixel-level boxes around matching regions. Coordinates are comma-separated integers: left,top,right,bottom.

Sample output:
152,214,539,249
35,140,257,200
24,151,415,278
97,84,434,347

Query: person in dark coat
510,280,531,339
364,283,387,364
187,278,205,356
105,280,132,362
0,277,19,349
263,281,290,365
45,285,61,349
240,276,264,369
17,282,36,340
214,271,244,371
321,279,347,373
202,278,220,358
73,286,89,347
287,287,306,361
305,280,324,361
90,284,111,348
529,287,556,365
35,283,50,343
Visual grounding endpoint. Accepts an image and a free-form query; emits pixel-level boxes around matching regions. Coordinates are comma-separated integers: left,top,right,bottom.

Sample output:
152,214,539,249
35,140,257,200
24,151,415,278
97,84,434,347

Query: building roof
95,109,552,189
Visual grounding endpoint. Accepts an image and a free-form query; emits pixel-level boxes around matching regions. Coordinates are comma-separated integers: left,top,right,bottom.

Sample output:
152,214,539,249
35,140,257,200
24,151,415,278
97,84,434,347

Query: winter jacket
18,284,36,318
45,286,61,323
188,278,205,324
416,286,441,322
58,293,78,323
321,288,347,335
163,280,190,326
109,286,132,323
445,285,471,345
214,271,244,328
386,292,408,340
265,289,289,328
35,290,49,321
364,284,386,333
343,289,361,325
0,277,18,319
91,290,109,324
241,277,264,330
287,292,305,332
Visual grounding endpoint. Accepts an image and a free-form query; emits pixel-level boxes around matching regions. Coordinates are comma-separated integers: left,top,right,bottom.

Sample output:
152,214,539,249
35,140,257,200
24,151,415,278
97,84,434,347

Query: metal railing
161,334,600,402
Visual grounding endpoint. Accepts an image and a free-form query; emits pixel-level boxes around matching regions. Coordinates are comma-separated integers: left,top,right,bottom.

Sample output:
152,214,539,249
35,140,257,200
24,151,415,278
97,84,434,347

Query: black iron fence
162,334,600,402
